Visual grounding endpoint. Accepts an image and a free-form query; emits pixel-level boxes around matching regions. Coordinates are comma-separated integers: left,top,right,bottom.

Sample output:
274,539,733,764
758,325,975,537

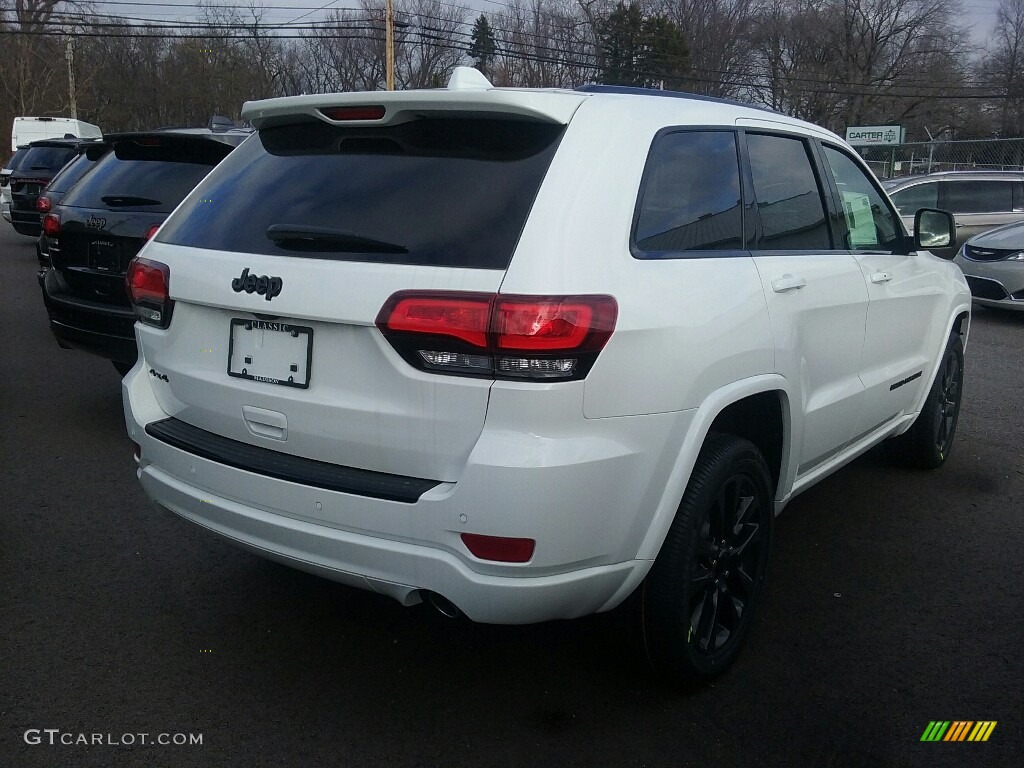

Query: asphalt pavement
1,224,1021,768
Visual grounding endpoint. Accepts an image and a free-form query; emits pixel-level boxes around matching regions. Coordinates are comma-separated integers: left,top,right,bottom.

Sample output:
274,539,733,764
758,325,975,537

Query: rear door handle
870,271,893,284
771,274,807,293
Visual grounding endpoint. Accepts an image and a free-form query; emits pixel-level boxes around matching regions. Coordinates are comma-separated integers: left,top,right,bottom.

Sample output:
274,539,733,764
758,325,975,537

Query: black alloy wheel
642,434,773,685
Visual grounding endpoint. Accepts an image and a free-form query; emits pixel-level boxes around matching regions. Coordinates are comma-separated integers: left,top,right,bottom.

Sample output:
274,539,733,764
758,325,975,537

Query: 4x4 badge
231,267,283,301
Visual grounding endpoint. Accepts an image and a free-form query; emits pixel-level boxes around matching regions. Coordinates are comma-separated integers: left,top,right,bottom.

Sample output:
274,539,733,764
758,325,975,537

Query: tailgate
137,101,574,482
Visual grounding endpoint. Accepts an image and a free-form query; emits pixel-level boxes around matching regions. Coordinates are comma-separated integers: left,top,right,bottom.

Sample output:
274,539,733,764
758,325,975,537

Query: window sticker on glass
842,191,878,248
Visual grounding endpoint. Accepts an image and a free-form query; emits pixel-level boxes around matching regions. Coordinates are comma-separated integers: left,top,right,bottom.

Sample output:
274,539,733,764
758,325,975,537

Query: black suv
40,127,249,373
8,139,98,236
36,143,112,267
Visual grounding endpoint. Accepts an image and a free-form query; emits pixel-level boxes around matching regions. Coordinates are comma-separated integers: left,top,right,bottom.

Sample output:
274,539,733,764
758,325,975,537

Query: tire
641,434,773,685
885,334,964,470
112,360,134,377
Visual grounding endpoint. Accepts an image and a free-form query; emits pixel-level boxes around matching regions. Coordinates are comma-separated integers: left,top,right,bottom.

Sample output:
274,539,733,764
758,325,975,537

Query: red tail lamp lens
36,196,51,213
42,213,60,237
379,292,492,349
127,258,170,305
144,224,160,241
461,533,536,563
494,297,617,351
320,106,386,121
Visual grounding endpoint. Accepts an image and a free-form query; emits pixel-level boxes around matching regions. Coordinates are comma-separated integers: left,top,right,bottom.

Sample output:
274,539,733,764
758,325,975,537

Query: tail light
126,257,174,329
36,195,51,213
376,291,617,381
42,213,60,237
144,224,161,241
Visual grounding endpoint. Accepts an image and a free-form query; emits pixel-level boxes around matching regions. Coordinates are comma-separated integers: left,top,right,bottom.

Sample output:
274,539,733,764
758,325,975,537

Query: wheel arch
633,375,793,564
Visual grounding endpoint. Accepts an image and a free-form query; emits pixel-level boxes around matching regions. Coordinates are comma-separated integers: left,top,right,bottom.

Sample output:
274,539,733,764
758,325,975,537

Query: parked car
122,70,970,684
35,142,111,267
40,126,249,373
1,146,29,222
7,138,98,236
953,220,1024,311
882,171,1024,258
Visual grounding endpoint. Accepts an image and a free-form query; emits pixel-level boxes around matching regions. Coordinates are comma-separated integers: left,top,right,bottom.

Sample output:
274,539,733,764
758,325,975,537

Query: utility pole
65,39,78,118
385,0,395,91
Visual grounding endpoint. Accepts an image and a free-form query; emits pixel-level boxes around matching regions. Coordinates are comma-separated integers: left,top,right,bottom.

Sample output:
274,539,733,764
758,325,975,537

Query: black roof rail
574,84,784,116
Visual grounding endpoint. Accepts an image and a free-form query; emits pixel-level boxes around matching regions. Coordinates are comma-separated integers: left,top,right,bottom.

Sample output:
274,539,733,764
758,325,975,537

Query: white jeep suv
122,68,971,683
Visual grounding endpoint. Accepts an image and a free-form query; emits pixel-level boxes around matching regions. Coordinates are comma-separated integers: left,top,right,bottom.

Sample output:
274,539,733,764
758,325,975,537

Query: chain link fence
859,138,1024,180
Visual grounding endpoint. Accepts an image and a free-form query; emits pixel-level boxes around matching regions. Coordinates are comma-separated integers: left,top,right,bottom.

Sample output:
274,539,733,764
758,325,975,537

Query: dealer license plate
227,319,312,388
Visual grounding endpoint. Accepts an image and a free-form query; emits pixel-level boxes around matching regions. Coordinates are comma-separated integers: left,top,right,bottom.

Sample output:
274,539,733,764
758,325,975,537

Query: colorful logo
920,721,997,742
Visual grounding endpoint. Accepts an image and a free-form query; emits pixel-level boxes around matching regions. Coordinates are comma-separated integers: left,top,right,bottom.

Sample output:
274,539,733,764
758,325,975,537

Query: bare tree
980,0,1024,136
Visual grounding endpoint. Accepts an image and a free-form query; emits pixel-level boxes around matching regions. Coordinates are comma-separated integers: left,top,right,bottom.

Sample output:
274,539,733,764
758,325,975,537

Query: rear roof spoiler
242,67,587,129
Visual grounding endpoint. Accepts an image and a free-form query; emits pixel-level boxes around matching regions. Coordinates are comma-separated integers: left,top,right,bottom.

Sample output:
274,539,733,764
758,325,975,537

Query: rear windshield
61,139,231,213
19,145,78,174
156,118,565,269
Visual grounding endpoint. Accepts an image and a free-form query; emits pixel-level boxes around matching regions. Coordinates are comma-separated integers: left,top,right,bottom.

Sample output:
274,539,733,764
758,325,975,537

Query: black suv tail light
36,195,51,213
376,291,617,381
42,213,60,237
126,257,174,329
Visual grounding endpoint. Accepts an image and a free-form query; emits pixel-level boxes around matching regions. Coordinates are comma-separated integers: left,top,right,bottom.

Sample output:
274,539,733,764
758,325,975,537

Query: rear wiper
102,195,162,207
266,224,407,254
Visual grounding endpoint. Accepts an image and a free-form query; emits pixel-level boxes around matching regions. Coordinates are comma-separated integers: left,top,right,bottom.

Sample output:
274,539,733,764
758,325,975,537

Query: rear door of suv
138,110,570,483
743,130,870,479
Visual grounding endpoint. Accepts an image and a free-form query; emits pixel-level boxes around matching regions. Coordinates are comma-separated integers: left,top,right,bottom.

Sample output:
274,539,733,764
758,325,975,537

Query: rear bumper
41,268,138,363
123,357,692,624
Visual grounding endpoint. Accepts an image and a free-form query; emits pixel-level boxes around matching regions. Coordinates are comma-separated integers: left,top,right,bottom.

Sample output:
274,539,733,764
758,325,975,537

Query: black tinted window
633,131,742,254
158,119,564,269
20,145,78,173
889,181,938,214
61,139,230,213
747,133,830,250
4,148,28,172
942,180,1013,213
47,153,96,194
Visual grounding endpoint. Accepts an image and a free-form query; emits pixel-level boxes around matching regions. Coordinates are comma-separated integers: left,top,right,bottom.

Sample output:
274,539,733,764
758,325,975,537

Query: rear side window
4,148,28,172
747,133,830,250
61,139,230,213
20,145,78,174
157,118,565,269
889,182,938,215
942,180,1013,213
47,154,96,194
633,130,743,254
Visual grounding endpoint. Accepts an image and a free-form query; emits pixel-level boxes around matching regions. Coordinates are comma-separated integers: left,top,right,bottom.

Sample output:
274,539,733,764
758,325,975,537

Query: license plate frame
88,239,120,273
227,319,313,389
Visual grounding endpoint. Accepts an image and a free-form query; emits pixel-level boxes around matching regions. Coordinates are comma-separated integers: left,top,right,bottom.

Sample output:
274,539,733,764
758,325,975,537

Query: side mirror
914,208,955,255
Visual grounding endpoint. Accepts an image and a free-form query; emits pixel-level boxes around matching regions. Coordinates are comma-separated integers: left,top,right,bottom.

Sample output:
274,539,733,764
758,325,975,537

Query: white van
11,116,102,152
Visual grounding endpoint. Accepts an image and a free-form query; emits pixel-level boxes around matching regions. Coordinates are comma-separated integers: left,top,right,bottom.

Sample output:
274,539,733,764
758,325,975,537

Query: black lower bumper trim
145,417,440,504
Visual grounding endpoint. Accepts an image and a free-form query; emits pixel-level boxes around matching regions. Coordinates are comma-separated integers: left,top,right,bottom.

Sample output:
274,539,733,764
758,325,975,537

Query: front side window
942,180,1013,213
889,182,938,215
822,145,901,251
746,133,830,250
633,130,743,254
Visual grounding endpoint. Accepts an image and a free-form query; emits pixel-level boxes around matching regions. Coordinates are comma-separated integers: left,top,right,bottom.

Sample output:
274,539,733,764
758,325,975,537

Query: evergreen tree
598,2,689,90
469,14,497,76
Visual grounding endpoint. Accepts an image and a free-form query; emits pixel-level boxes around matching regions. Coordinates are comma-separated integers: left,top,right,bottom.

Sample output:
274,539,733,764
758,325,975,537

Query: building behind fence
860,138,1024,180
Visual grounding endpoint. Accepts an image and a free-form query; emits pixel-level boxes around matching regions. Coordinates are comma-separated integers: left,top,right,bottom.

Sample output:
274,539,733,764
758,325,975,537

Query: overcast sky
93,0,1006,48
